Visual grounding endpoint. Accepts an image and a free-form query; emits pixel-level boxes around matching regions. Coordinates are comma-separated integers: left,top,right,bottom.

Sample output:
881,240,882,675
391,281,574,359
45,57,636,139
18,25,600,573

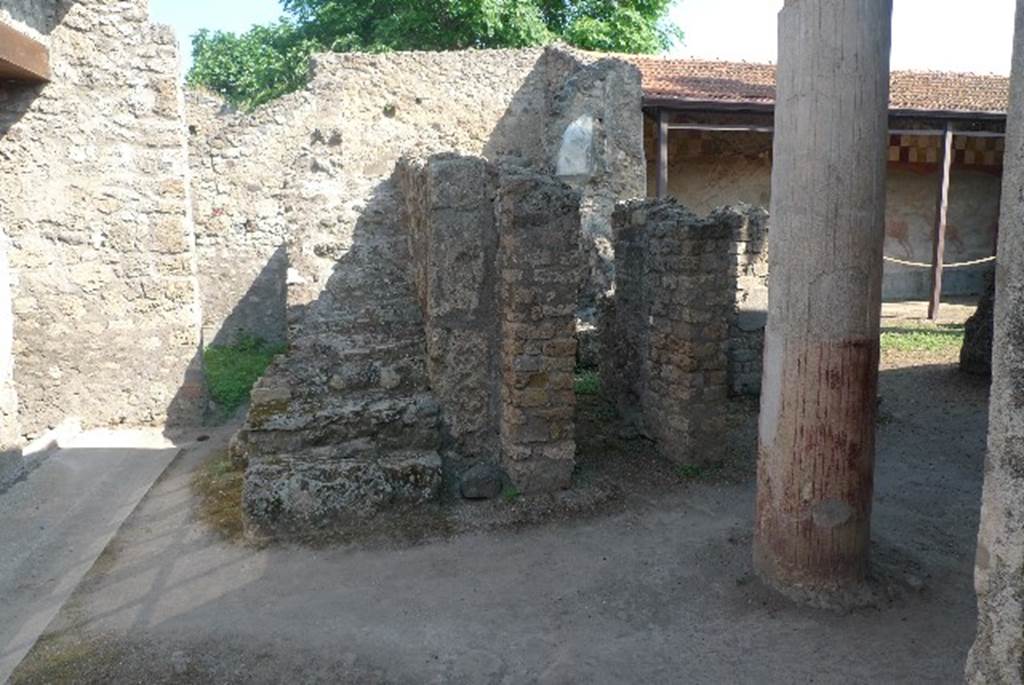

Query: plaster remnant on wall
556,114,595,178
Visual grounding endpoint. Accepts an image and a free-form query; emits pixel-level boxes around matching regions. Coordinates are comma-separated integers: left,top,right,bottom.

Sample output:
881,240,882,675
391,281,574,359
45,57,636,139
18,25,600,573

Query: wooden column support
928,123,955,321
656,108,669,199
0,22,50,83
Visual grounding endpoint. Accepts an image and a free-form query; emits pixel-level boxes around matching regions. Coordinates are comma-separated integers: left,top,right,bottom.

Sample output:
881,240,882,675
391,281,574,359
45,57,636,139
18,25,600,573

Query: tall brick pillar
753,0,892,606
497,170,581,493
966,1,1024,680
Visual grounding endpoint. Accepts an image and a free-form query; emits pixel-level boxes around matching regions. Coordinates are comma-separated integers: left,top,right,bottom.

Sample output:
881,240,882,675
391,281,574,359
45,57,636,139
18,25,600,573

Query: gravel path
10,345,988,684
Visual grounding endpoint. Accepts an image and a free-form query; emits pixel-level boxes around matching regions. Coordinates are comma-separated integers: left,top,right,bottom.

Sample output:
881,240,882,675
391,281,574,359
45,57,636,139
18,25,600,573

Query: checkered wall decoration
888,134,1004,168
669,131,1004,169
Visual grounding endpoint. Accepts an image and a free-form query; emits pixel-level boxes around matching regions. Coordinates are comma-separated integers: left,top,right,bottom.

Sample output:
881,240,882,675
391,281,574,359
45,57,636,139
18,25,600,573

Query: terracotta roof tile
629,57,1009,115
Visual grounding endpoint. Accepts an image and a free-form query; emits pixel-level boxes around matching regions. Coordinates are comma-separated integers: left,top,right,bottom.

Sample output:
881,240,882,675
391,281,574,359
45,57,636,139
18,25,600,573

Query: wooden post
657,109,669,199
0,23,50,82
929,123,955,321
753,0,892,608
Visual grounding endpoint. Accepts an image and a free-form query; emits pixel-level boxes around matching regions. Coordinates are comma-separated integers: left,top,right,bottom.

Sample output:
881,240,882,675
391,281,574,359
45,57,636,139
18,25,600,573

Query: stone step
301,298,424,332
245,390,441,454
290,354,430,398
243,449,443,533
290,333,425,360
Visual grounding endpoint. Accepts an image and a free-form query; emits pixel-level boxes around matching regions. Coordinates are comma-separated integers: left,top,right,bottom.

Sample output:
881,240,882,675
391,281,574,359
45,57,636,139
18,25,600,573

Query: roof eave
643,96,1007,121
642,96,774,113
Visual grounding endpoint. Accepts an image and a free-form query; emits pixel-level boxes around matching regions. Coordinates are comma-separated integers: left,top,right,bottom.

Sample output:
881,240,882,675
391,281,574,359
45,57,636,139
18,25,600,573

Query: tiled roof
630,57,1010,115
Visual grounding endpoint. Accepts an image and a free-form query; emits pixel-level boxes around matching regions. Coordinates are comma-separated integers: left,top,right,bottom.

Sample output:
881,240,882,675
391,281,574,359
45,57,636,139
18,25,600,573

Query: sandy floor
10,340,989,684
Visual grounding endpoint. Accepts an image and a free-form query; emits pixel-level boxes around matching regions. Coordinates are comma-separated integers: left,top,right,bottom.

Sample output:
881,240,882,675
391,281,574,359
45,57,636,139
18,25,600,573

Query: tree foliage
188,0,681,109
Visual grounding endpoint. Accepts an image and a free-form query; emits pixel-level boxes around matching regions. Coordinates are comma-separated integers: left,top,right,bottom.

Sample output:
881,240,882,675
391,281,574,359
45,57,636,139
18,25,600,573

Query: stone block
244,450,443,533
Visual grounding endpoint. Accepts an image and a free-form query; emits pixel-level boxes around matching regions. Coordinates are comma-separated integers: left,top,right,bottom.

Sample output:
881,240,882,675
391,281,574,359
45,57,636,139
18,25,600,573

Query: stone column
753,0,892,606
966,1,1024,680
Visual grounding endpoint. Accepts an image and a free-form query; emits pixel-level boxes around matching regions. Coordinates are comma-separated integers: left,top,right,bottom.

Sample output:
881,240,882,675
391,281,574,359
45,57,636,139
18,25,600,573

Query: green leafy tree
188,22,319,109
189,0,681,109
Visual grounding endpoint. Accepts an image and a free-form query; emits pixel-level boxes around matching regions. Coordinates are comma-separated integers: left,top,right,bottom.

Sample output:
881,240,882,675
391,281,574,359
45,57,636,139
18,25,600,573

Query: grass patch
574,369,602,396
676,464,703,480
676,461,726,482
192,449,245,540
204,335,286,415
502,485,522,503
880,323,965,354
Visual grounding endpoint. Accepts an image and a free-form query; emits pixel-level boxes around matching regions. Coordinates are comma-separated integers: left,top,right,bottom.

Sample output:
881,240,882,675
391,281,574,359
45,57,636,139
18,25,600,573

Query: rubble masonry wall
400,154,581,493
0,0,203,436
601,201,760,464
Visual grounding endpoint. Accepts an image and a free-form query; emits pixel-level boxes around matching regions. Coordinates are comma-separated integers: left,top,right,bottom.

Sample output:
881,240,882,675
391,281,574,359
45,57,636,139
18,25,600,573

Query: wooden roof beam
0,22,50,83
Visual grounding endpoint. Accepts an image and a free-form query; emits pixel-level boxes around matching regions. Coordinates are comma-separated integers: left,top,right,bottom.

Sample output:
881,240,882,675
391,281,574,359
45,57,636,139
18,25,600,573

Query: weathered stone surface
575,319,600,370
400,154,581,494
967,2,1024,678
725,206,770,397
960,273,994,377
187,89,315,347
601,200,744,465
0,0,203,435
0,1,55,39
496,168,581,493
459,463,507,500
226,47,639,529
0,227,22,488
548,50,646,316
400,155,501,464
244,450,443,533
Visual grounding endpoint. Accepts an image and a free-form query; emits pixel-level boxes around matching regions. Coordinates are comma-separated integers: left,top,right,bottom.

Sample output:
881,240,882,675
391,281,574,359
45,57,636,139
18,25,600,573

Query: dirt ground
11,324,989,684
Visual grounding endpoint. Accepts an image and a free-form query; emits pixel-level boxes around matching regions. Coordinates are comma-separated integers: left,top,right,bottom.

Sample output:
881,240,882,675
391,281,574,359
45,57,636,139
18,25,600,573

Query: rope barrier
883,255,997,269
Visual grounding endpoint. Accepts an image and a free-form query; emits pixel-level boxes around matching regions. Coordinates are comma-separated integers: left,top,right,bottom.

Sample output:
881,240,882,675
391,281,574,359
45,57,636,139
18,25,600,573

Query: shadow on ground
11,358,988,684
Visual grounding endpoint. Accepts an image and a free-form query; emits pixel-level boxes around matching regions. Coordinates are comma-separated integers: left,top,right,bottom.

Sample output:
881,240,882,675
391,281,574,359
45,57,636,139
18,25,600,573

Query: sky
150,0,1016,77
670,0,1015,75
149,0,284,72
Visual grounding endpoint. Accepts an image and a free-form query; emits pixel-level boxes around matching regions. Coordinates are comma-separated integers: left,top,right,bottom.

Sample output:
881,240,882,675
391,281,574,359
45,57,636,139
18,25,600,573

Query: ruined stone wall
186,47,643,358
226,46,641,528
400,155,501,466
601,200,740,465
727,207,770,396
187,89,315,347
0,0,202,436
399,155,581,494
548,49,646,315
496,168,580,493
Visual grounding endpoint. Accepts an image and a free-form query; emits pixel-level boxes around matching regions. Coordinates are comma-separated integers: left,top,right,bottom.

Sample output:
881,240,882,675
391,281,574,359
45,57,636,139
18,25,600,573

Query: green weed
676,464,704,480
574,370,602,396
204,335,286,415
502,485,522,503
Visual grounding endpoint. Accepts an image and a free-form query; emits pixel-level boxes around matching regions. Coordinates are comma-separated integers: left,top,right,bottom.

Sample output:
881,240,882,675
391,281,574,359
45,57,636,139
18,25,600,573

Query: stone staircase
234,206,445,535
